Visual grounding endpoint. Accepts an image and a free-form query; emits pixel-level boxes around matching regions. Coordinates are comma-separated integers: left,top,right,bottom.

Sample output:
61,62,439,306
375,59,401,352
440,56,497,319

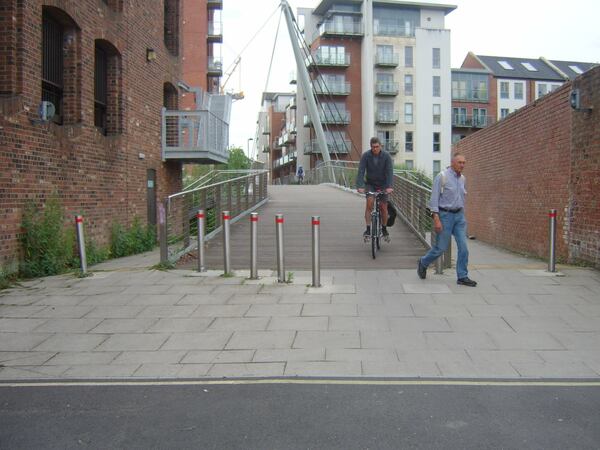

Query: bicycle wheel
371,213,378,259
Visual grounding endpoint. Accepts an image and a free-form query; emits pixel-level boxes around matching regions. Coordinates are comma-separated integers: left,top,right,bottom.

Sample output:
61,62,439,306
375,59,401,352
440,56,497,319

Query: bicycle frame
366,191,385,258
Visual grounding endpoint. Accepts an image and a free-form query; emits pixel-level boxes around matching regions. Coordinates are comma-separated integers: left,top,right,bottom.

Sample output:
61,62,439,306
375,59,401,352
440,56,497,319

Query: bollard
158,202,168,264
275,213,285,282
311,216,321,287
197,210,206,272
222,211,231,275
250,212,259,279
548,209,557,273
75,215,87,275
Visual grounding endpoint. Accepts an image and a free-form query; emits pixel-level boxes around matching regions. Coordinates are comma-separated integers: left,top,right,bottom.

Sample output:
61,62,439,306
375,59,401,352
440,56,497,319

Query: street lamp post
247,138,253,161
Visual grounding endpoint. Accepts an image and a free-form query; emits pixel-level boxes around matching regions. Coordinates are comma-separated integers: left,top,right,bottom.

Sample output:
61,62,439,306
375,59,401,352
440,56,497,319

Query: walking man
417,152,477,287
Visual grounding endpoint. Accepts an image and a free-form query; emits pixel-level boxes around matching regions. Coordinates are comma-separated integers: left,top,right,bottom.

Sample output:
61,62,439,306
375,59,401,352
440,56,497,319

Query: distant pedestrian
417,152,477,287
297,165,304,184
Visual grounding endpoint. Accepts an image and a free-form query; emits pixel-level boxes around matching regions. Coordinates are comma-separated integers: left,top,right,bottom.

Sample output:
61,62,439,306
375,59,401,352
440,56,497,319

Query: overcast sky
221,0,600,157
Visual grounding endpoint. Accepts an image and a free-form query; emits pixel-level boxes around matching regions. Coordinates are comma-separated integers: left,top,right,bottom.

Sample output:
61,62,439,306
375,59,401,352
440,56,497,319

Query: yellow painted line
2,379,600,388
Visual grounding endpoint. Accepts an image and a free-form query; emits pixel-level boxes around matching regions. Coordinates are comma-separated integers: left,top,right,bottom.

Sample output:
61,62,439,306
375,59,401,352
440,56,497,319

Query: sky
220,0,600,158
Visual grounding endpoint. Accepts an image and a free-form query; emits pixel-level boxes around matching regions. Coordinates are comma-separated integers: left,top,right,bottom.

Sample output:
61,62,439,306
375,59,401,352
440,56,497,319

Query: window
404,74,413,96
550,84,561,91
164,0,180,55
432,76,440,97
373,6,419,37
452,72,488,101
42,12,64,124
568,65,583,74
94,45,108,133
432,48,440,69
433,132,440,152
500,108,509,119
537,83,547,97
500,81,509,99
433,160,441,178
404,46,413,67
94,40,122,135
317,45,347,64
452,134,463,144
405,132,413,152
452,107,467,126
404,103,413,124
433,104,441,125
521,62,537,72
405,160,414,169
376,44,394,65
473,108,487,127
377,101,395,122
498,60,514,70
514,82,524,100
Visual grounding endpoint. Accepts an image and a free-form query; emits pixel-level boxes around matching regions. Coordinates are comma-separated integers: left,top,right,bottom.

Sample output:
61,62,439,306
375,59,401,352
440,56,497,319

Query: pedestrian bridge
168,164,434,272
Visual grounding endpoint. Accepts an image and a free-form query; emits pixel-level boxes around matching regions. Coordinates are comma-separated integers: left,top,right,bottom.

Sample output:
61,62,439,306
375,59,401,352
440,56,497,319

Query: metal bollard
275,214,285,283
548,209,557,272
75,215,87,275
197,210,206,272
222,211,231,275
250,212,259,279
311,216,321,287
158,202,168,264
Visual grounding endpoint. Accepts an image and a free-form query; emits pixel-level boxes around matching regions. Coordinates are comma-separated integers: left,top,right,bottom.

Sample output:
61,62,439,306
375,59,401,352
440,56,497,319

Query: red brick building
456,66,600,268
0,0,186,271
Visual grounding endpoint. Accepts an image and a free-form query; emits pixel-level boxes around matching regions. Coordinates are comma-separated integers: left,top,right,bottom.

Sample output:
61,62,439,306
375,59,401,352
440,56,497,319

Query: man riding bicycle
356,137,394,239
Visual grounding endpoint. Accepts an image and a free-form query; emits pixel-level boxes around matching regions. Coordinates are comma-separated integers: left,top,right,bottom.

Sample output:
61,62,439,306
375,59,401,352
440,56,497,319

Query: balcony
309,52,351,68
313,80,351,96
375,81,399,96
318,20,363,38
303,111,350,127
283,132,295,144
303,140,350,155
207,57,223,76
381,140,399,154
207,0,222,9
452,88,489,102
375,111,399,124
375,53,399,67
452,114,495,128
262,145,270,153
273,150,297,169
207,21,223,43
161,104,230,164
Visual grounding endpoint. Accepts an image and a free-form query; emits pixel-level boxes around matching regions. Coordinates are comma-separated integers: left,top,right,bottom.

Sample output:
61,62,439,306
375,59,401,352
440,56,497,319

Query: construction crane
221,56,244,100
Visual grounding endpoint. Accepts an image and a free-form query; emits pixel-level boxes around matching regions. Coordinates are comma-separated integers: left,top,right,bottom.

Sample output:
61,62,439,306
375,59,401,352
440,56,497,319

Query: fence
163,170,268,263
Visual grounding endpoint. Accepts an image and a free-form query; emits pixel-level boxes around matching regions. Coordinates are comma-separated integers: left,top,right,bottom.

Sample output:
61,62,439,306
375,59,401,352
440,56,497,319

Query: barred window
94,45,108,133
42,12,64,124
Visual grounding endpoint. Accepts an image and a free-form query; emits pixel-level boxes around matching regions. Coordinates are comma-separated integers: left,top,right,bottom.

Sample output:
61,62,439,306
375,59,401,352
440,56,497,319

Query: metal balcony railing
382,140,399,154
208,21,223,42
309,52,351,67
303,111,350,126
319,20,363,37
375,53,399,67
376,110,399,124
207,57,223,75
313,80,351,95
161,109,229,164
303,140,350,155
375,81,399,96
452,115,495,128
207,0,223,9
452,88,489,102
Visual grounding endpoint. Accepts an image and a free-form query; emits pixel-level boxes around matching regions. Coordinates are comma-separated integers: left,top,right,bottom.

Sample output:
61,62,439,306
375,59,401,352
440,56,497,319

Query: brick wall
0,0,185,269
455,66,600,268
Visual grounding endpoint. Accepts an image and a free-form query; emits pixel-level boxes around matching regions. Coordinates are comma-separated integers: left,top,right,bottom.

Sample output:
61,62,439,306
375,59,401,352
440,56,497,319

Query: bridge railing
163,170,268,262
304,161,434,248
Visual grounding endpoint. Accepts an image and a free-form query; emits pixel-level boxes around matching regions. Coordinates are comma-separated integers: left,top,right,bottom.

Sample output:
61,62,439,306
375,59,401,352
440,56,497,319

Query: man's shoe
417,259,427,279
457,277,477,287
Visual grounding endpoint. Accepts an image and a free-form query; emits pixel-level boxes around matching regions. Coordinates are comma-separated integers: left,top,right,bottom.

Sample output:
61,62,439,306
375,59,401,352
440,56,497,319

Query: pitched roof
476,55,564,81
547,60,599,80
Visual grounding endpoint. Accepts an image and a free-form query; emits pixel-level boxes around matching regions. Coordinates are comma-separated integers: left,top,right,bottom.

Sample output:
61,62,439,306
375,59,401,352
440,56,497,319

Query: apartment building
452,53,598,142
256,92,297,183
294,0,456,178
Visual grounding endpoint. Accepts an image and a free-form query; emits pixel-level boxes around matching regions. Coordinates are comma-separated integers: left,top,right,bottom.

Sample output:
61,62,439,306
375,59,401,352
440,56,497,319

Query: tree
224,147,251,170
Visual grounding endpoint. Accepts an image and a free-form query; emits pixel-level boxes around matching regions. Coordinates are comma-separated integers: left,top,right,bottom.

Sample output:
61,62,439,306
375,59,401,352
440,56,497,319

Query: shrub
110,217,156,258
19,196,74,278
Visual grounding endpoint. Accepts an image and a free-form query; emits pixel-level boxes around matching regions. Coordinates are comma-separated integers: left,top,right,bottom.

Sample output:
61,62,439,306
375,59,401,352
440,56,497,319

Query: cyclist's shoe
382,227,390,242
363,227,370,242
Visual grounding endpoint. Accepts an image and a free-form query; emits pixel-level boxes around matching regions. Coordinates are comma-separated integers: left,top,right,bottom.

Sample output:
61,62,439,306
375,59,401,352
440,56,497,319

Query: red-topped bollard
275,214,285,282
75,215,87,274
197,210,206,272
548,209,557,273
311,216,321,287
250,212,259,279
222,211,231,275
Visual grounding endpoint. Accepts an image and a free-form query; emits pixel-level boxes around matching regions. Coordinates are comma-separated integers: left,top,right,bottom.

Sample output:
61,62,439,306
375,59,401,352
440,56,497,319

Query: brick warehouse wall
455,66,600,268
0,0,184,269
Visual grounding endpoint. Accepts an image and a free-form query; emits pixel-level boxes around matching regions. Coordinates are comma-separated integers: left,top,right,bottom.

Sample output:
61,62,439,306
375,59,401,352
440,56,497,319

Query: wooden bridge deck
180,185,426,271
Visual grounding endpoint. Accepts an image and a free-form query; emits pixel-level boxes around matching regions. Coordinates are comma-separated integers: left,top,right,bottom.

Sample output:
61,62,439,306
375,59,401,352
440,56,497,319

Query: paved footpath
1,239,599,380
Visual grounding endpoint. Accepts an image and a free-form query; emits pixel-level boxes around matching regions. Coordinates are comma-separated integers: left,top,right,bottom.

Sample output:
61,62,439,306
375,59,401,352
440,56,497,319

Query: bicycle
364,191,388,259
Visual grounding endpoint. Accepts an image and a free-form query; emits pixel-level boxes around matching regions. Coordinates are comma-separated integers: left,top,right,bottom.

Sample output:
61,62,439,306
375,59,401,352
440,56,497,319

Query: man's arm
356,153,367,190
429,173,443,233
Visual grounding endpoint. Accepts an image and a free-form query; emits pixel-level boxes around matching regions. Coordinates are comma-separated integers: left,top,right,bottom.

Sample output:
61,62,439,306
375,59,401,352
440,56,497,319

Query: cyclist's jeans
420,210,469,279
